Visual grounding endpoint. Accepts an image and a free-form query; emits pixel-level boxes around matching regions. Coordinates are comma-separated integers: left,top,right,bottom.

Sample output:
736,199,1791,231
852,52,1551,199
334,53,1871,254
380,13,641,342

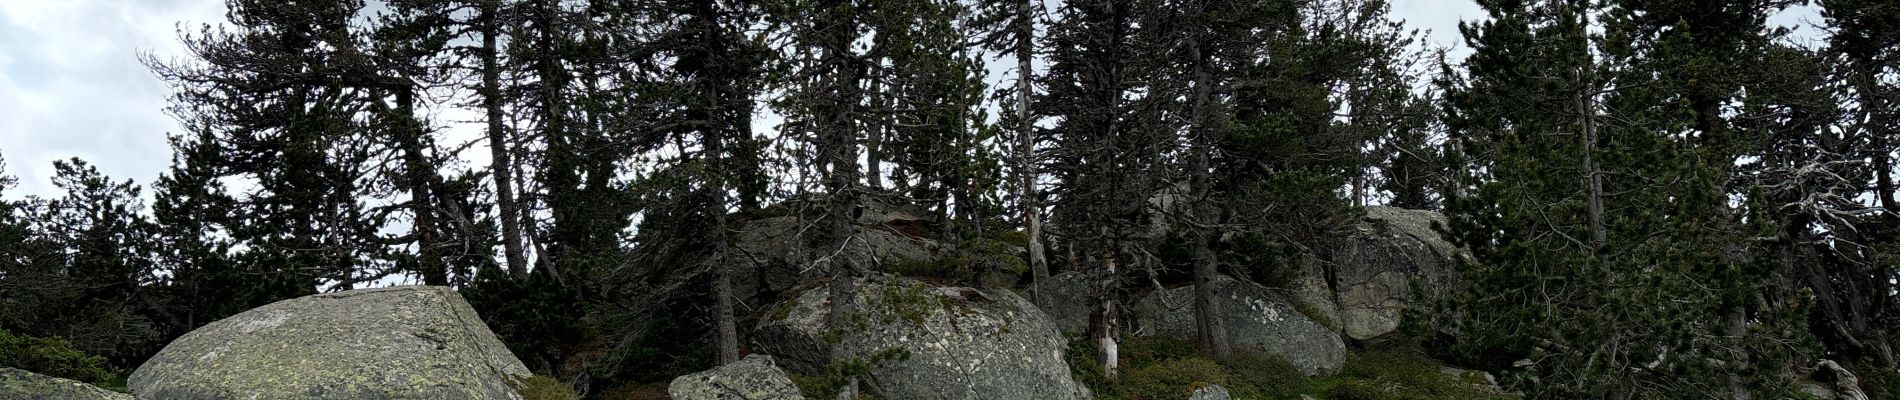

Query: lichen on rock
752,276,1088,400
1130,275,1346,376
128,286,531,400
0,367,130,400
668,354,804,400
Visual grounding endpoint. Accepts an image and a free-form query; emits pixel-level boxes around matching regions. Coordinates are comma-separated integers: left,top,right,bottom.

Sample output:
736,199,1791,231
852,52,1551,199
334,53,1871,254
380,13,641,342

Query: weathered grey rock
668,355,804,400
1038,271,1094,335
1187,384,1230,400
1808,360,1870,400
1439,366,1503,394
1131,275,1346,376
129,286,531,400
1296,207,1467,340
713,216,933,303
715,206,1026,305
0,368,130,400
752,276,1088,400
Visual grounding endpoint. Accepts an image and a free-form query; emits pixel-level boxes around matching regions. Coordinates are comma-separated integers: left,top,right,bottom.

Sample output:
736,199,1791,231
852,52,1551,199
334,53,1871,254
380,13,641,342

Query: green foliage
786,349,910,400
0,330,117,386
1302,344,1512,400
888,235,1028,286
1118,357,1230,400
461,269,588,376
512,375,579,400
1068,334,1512,400
876,282,942,325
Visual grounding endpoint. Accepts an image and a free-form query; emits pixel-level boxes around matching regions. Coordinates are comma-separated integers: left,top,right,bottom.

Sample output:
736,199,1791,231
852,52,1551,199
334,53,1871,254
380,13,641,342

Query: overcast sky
0,0,1824,199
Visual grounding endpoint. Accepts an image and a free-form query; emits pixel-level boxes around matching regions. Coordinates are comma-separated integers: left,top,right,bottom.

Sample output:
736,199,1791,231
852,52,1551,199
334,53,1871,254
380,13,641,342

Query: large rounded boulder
667,354,804,400
1131,275,1346,376
752,276,1087,400
0,368,130,400
1297,206,1468,340
129,286,531,400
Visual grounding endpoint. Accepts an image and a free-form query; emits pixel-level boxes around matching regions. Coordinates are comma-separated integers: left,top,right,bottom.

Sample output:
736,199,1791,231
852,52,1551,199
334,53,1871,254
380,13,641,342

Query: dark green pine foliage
1801,0,1900,371
0,159,163,368
1040,0,1173,377
1442,0,1808,396
1216,0,1361,286
598,0,775,379
869,0,1002,238
143,0,425,291
149,131,257,335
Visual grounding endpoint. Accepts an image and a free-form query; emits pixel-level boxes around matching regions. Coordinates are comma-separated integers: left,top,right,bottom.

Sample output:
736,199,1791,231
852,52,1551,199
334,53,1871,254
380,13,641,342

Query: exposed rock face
129,286,531,400
0,368,130,400
752,276,1087,400
667,355,804,400
712,198,1024,304
1038,271,1094,335
1131,275,1346,376
1187,384,1230,400
1808,359,1870,400
1297,206,1467,340
712,215,934,301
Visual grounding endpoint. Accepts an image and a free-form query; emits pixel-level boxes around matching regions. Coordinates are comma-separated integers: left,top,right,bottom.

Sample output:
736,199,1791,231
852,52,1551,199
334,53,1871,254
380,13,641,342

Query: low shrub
1117,357,1230,400
0,329,116,385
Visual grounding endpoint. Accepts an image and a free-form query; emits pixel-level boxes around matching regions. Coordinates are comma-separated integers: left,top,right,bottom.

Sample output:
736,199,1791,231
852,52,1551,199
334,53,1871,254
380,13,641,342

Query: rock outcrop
752,276,1088,400
0,368,130,400
129,286,531,400
1297,206,1467,340
1187,384,1230,400
668,355,805,400
711,198,1023,305
1038,271,1094,335
1130,275,1346,376
1803,360,1870,400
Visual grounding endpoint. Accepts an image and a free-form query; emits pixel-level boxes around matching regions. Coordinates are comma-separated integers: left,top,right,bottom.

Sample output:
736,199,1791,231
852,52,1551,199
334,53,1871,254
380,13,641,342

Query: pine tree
972,0,1050,307
1040,0,1173,377
1443,0,1808,396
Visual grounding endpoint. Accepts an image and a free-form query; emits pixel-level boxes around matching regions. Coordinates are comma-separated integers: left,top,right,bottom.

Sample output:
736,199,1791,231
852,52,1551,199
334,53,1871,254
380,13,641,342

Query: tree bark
1096,247,1120,378
397,87,447,286
1016,0,1051,310
1579,73,1604,250
482,0,529,278
818,0,864,347
1186,40,1230,359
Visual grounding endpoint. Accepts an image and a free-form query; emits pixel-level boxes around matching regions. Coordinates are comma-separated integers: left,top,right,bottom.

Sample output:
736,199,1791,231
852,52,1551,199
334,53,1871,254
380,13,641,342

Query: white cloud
0,0,224,199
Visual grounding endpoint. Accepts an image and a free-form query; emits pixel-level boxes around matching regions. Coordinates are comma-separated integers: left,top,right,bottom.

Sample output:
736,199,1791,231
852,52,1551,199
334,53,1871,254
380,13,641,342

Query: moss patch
1302,343,1516,400
511,375,578,400
787,349,910,400
1065,334,1516,400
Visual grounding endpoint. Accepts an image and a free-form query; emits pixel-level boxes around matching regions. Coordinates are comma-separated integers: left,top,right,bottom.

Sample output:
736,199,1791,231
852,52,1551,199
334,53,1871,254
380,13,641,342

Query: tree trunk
1186,41,1230,359
482,0,529,278
1579,75,1604,250
1017,0,1050,309
1096,247,1120,378
397,87,447,286
819,0,864,363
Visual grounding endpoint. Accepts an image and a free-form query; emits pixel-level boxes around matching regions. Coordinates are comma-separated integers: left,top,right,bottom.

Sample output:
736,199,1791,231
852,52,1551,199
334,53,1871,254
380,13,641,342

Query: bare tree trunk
1579,76,1605,250
1096,248,1120,378
714,255,740,364
818,4,865,393
1857,63,1898,213
396,87,447,286
1016,0,1050,309
1185,41,1230,359
865,78,884,192
482,0,529,278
